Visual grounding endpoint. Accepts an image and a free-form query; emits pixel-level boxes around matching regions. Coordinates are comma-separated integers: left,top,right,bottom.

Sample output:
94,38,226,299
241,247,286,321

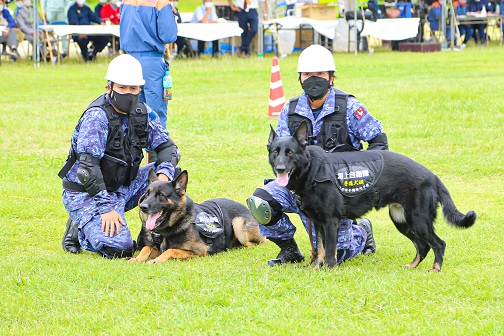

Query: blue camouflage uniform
260,88,385,263
119,0,178,128
61,94,176,256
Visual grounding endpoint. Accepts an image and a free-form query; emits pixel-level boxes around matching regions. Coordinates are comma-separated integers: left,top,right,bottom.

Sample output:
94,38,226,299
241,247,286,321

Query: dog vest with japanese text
314,151,384,197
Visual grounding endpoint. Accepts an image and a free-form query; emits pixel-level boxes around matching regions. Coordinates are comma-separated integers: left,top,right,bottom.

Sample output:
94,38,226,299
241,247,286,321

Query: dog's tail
437,177,476,228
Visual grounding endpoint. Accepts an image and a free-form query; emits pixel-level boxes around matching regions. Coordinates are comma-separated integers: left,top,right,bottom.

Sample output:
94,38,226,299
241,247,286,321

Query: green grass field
0,47,503,335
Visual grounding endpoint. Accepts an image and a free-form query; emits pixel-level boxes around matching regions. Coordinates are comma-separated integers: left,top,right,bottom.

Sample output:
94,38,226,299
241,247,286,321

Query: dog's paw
401,263,416,269
147,258,164,264
128,257,144,263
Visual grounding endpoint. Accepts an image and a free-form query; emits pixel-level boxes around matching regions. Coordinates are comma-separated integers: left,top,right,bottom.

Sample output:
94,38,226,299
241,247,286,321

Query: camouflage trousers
258,180,366,263
62,163,156,257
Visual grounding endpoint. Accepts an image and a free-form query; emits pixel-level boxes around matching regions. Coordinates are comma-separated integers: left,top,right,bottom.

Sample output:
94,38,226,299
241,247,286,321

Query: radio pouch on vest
287,90,357,152
58,94,148,192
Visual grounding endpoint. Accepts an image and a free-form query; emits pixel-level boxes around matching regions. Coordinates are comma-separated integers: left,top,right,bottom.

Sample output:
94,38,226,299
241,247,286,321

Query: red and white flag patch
353,107,366,120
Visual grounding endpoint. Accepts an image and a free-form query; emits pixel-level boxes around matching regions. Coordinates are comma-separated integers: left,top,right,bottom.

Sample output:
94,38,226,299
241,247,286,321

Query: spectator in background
100,0,119,24
14,0,22,16
42,0,70,57
395,0,413,18
467,0,493,45
15,0,58,60
15,0,41,44
43,0,69,22
228,0,267,58
0,0,19,60
95,0,106,18
453,0,474,46
367,0,383,19
120,0,177,130
191,0,219,57
100,0,119,53
427,0,453,43
68,0,109,62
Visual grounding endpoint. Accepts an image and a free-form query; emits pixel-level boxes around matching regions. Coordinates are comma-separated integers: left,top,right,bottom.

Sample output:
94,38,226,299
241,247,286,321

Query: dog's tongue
146,212,161,231
277,173,289,187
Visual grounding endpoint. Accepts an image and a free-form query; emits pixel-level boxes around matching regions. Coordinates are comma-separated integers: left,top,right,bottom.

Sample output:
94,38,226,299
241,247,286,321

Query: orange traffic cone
267,56,286,118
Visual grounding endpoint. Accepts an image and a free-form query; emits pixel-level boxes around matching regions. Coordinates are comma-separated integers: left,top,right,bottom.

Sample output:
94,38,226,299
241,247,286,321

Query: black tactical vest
59,94,149,192
287,89,358,152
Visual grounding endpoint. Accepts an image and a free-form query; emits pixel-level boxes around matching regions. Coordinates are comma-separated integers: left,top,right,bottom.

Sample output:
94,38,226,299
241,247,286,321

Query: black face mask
110,90,139,113
301,76,330,101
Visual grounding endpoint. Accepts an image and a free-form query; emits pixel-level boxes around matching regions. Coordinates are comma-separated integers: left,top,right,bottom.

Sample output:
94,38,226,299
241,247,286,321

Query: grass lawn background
0,47,503,334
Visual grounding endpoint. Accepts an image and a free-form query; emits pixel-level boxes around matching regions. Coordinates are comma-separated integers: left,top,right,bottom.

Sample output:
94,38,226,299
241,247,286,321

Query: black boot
100,244,136,259
62,217,82,254
357,218,376,255
267,238,305,266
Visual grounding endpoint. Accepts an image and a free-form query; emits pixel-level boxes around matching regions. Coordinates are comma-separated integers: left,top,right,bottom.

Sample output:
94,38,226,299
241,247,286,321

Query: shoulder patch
353,107,366,120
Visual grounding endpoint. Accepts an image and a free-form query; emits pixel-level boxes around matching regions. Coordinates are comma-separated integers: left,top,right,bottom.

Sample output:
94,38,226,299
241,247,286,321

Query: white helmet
296,44,336,73
104,54,146,86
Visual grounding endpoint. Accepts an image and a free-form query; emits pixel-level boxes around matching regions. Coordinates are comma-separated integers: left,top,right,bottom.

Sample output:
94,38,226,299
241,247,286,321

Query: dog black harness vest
314,151,384,197
193,201,226,255
59,94,149,192
287,89,358,153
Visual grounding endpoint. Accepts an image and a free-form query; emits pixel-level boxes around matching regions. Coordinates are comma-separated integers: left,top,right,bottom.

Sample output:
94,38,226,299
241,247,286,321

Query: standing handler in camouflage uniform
59,55,180,259
247,45,389,266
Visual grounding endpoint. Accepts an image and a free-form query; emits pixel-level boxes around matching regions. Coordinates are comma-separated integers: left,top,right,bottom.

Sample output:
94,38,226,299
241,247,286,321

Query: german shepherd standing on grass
268,121,476,271
129,169,266,264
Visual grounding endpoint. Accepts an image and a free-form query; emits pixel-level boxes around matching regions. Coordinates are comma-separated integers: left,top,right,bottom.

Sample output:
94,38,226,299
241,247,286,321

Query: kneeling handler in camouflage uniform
59,54,180,258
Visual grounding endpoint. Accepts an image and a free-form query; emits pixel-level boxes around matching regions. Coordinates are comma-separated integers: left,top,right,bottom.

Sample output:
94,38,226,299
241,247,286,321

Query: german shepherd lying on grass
268,121,476,271
129,169,266,264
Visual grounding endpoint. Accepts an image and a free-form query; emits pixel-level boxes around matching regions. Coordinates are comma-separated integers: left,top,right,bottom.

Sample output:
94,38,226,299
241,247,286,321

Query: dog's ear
174,170,188,196
148,168,159,183
294,120,309,149
267,125,277,151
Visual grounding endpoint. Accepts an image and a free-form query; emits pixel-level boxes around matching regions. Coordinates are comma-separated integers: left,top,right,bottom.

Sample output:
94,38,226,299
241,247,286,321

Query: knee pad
246,188,282,226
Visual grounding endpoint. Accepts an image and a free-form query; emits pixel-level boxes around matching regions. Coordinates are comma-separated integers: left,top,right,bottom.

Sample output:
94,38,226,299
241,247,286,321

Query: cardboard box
399,42,441,52
300,4,336,20
295,27,314,50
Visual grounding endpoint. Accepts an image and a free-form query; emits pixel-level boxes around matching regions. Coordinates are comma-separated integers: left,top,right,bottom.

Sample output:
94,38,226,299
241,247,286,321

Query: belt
128,51,163,58
63,178,86,193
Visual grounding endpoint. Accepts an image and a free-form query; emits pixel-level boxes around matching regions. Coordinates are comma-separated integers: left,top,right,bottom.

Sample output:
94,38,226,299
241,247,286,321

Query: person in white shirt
191,0,220,57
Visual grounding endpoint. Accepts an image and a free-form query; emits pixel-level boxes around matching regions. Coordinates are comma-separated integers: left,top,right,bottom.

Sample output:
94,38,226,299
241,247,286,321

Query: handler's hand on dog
157,173,169,181
100,210,125,237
